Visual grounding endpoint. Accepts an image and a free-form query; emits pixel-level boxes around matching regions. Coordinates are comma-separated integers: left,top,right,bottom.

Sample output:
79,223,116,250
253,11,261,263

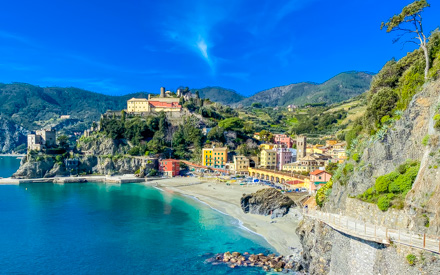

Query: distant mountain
192,87,245,105
237,71,373,107
0,83,149,133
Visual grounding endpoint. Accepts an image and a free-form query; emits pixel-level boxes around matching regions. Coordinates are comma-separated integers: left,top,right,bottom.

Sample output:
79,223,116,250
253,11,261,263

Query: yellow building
282,155,328,173
260,149,276,169
126,88,182,113
259,143,274,150
233,155,250,175
325,140,338,147
202,147,228,168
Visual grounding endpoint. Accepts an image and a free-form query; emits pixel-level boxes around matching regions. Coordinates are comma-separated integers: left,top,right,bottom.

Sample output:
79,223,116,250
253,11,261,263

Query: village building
296,135,307,159
159,159,180,177
287,104,297,112
202,147,228,168
325,139,338,147
260,149,276,169
274,144,293,171
309,169,332,193
259,143,274,150
233,156,250,175
274,134,293,148
27,129,56,151
126,87,182,113
282,154,328,173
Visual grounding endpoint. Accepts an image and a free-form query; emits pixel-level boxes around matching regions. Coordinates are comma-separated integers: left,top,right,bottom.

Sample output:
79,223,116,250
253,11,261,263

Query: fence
304,209,440,254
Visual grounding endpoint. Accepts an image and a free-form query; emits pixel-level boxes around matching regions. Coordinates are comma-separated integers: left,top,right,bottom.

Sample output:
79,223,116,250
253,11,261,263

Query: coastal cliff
12,135,157,179
0,117,28,154
297,37,440,274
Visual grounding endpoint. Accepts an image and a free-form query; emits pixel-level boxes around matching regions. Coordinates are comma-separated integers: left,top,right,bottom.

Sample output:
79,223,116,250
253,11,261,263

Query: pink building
274,134,293,148
309,170,332,193
275,146,293,171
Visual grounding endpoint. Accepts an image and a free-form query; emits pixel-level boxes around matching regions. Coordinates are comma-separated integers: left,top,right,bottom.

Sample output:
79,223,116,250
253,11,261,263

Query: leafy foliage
316,179,333,207
358,160,420,211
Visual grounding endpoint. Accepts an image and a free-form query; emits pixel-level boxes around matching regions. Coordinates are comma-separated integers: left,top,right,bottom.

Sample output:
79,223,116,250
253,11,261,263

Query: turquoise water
0,159,273,274
0,156,22,178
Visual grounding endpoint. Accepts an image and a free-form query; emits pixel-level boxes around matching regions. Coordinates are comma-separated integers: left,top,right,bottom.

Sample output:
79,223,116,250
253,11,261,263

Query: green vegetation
238,71,373,107
406,254,417,266
354,30,440,136
381,0,431,79
316,179,333,207
422,134,430,146
358,160,420,211
194,87,245,105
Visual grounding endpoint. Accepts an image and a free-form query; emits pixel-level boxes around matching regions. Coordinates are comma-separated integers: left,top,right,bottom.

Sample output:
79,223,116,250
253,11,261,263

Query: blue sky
0,0,439,96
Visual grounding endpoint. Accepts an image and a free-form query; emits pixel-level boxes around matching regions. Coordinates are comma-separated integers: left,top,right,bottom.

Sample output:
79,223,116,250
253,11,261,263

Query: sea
0,156,273,274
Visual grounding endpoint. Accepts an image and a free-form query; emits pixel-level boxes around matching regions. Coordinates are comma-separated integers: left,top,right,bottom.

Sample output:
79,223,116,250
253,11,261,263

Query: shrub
352,153,360,162
375,172,399,193
422,134,430,146
377,195,391,211
316,179,333,207
343,163,354,175
406,254,416,266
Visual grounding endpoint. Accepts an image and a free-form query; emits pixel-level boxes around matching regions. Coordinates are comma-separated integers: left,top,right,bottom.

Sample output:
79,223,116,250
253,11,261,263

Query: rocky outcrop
76,135,129,156
207,251,302,273
326,80,440,234
12,154,157,179
241,188,295,218
297,80,440,274
0,117,28,153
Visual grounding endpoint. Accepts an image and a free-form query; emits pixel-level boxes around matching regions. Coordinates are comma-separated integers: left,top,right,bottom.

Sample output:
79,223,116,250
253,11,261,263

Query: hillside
298,31,440,274
238,71,373,107
0,83,149,131
192,86,245,105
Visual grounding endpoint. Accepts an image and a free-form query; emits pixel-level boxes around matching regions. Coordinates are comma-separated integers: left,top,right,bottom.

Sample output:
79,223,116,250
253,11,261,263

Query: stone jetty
208,251,303,273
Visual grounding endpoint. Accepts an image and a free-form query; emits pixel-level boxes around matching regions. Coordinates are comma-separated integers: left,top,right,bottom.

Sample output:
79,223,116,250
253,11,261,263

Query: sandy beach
153,177,303,256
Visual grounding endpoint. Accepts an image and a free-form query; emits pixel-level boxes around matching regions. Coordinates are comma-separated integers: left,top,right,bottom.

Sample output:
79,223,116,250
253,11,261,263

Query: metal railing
304,209,440,254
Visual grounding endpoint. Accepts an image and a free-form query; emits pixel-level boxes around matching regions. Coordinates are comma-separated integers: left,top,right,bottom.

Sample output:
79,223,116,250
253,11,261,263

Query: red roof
310,169,325,175
149,101,181,108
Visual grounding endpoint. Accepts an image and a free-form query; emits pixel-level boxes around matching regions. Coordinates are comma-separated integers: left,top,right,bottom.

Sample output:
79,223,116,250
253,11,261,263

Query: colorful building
309,169,332,193
259,143,274,150
282,154,329,173
274,134,293,148
202,147,228,168
159,159,180,177
274,145,293,171
233,155,250,175
127,87,181,113
260,149,276,169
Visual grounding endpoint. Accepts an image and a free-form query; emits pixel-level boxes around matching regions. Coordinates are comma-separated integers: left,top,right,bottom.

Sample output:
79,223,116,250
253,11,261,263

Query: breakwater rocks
207,251,303,273
241,188,296,217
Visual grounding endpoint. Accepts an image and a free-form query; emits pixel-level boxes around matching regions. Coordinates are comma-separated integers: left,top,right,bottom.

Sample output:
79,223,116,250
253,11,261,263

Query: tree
381,0,431,79
251,102,262,108
259,130,273,142
57,135,69,149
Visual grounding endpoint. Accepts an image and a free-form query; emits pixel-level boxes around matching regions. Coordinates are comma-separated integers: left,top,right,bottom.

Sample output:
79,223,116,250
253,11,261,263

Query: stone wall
297,217,440,275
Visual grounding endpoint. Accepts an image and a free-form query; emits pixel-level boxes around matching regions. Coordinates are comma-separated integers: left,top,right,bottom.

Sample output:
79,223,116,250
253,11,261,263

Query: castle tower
297,135,307,159
160,87,165,98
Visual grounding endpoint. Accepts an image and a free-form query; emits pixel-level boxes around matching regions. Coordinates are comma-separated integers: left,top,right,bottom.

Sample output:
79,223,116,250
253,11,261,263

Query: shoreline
153,177,303,256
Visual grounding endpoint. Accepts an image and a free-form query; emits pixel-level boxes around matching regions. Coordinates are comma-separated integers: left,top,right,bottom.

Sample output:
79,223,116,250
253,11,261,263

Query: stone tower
160,87,165,98
296,135,307,159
